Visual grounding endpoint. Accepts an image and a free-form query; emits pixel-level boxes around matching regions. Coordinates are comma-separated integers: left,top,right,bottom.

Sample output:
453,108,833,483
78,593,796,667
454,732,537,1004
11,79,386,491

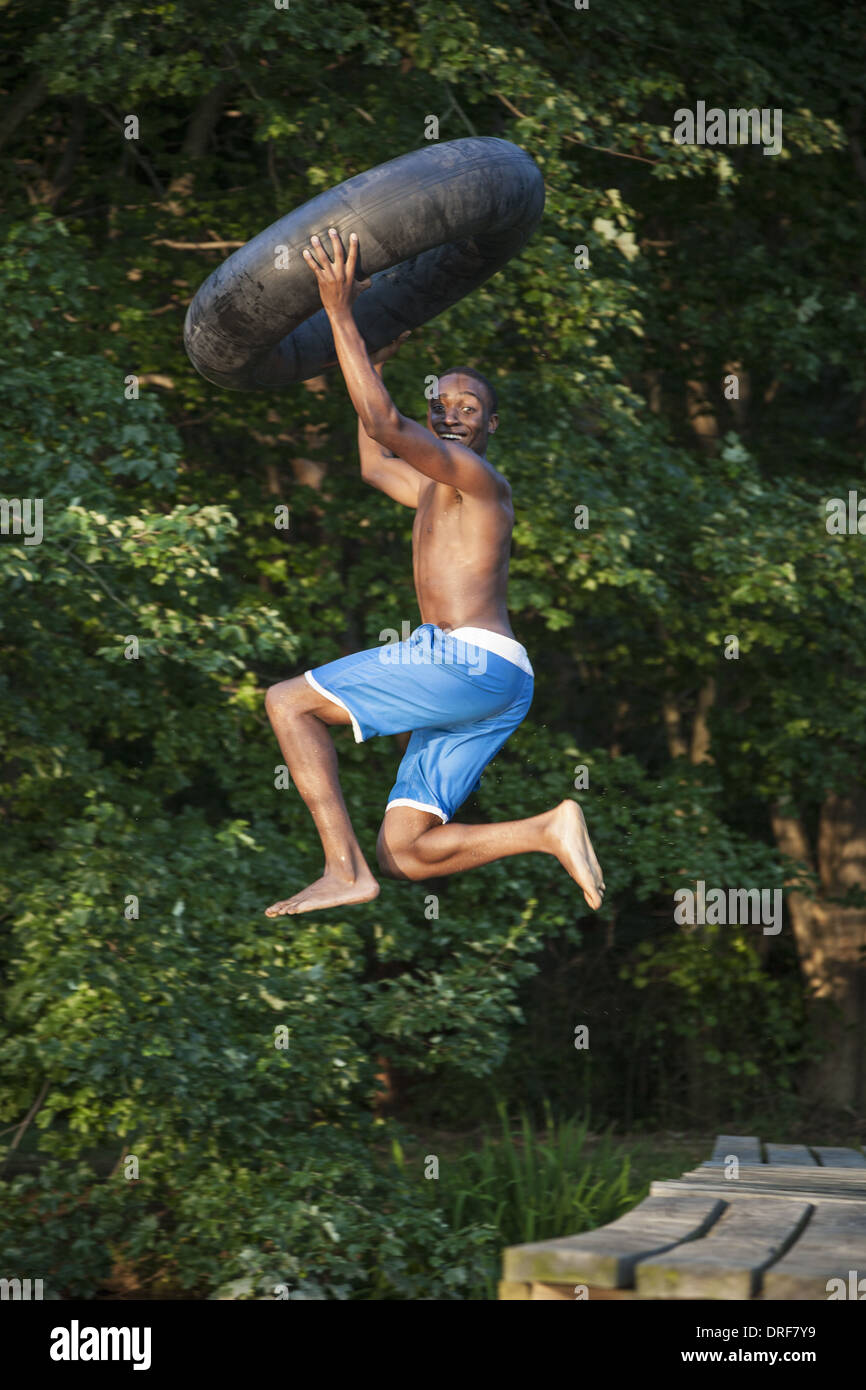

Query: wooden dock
500,1134,866,1300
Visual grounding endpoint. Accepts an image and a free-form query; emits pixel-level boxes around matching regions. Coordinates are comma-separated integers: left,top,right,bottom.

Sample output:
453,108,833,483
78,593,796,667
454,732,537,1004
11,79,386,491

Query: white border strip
386,797,448,823
305,670,364,743
447,626,534,676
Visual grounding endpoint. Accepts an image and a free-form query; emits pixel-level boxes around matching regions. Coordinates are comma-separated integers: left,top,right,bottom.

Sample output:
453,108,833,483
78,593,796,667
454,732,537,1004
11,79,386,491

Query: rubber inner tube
183,136,544,390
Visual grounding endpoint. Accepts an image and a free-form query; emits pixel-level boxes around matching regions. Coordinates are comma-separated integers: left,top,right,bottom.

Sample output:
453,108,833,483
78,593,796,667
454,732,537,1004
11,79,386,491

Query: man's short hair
437,366,498,416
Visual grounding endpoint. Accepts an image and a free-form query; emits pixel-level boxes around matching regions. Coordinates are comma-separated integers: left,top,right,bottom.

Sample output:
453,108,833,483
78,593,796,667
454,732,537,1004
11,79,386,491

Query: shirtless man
264,227,605,917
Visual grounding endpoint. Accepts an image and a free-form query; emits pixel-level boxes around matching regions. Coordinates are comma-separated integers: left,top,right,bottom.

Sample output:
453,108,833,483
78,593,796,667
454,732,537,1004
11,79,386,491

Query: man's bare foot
546,800,606,910
265,867,380,917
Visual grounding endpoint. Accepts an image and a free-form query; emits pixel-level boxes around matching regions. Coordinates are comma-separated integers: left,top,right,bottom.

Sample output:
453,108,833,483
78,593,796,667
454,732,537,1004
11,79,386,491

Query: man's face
427,373,498,456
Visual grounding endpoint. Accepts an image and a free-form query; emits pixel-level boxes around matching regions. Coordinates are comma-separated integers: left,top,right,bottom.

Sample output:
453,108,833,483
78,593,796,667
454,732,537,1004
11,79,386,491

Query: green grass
393,1101,704,1298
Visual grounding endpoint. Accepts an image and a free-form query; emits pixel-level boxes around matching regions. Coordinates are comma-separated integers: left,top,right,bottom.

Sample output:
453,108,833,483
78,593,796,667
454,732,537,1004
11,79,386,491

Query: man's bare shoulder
453,447,511,501
464,475,512,519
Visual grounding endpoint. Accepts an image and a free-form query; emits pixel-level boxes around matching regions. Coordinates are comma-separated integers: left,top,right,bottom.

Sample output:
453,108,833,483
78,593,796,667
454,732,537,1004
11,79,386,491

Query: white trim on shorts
304,670,364,743
446,626,534,676
386,797,448,823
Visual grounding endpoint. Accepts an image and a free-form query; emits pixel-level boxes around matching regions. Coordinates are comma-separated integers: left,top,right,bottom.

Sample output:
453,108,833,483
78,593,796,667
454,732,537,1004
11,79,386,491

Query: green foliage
0,1143,497,1300
412,1103,668,1298
1,0,862,1297
433,1102,634,1231
620,923,812,1113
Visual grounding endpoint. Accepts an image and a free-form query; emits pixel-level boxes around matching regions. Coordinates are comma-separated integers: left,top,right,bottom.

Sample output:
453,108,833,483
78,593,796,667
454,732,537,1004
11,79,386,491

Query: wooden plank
692,1161,866,1180
762,1200,866,1299
690,1161,866,1182
703,1134,762,1166
530,1284,644,1300
765,1144,816,1166
582,1287,643,1300
498,1280,531,1300
652,1178,866,1206
813,1146,866,1169
634,1200,811,1300
679,1164,866,1192
502,1194,726,1287
663,1178,866,1203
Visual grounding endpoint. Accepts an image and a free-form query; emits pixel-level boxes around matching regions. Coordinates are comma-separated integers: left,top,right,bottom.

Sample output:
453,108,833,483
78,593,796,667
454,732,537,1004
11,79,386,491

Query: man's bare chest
413,485,464,542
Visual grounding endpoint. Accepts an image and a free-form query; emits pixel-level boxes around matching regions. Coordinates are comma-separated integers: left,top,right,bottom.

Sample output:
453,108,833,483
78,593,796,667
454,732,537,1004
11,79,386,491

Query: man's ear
487,412,499,435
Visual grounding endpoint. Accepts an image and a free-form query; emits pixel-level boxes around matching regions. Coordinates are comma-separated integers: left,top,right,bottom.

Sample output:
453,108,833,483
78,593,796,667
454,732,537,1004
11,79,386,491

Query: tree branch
443,88,478,137
847,106,866,187
47,98,87,209
62,546,139,616
493,91,660,165
97,106,165,196
150,239,244,250
166,81,230,202
0,74,46,152
1,1079,50,1171
109,1146,129,1179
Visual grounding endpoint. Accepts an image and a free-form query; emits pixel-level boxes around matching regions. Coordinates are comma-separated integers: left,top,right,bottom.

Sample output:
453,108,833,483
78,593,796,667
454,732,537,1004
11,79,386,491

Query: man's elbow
362,406,402,449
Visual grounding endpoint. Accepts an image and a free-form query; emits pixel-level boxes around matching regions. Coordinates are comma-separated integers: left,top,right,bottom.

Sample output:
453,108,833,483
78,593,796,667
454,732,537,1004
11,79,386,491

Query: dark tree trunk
772,791,866,1111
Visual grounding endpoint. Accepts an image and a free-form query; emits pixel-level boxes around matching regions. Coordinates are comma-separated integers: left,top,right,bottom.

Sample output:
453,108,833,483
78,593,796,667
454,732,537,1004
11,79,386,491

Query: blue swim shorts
304,624,534,823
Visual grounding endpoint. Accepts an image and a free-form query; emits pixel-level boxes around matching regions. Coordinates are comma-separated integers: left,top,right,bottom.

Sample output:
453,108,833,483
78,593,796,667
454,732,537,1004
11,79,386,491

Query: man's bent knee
265,675,350,728
376,827,412,880
265,675,308,716
376,810,439,882
378,846,427,882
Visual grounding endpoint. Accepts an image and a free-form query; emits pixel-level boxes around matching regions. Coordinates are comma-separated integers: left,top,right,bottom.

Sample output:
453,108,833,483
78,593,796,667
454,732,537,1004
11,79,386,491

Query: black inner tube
183,137,545,390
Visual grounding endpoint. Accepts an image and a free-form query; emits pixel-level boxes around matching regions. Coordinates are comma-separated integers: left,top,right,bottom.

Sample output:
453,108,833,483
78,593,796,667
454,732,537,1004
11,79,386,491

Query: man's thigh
305,627,518,745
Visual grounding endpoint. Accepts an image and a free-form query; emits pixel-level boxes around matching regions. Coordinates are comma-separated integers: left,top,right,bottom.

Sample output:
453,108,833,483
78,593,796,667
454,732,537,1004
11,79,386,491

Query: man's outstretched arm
304,230,501,499
357,341,421,509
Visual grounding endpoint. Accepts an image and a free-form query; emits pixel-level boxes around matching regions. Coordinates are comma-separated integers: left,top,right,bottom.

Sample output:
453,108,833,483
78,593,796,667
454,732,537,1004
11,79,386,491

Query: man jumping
264,227,605,917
